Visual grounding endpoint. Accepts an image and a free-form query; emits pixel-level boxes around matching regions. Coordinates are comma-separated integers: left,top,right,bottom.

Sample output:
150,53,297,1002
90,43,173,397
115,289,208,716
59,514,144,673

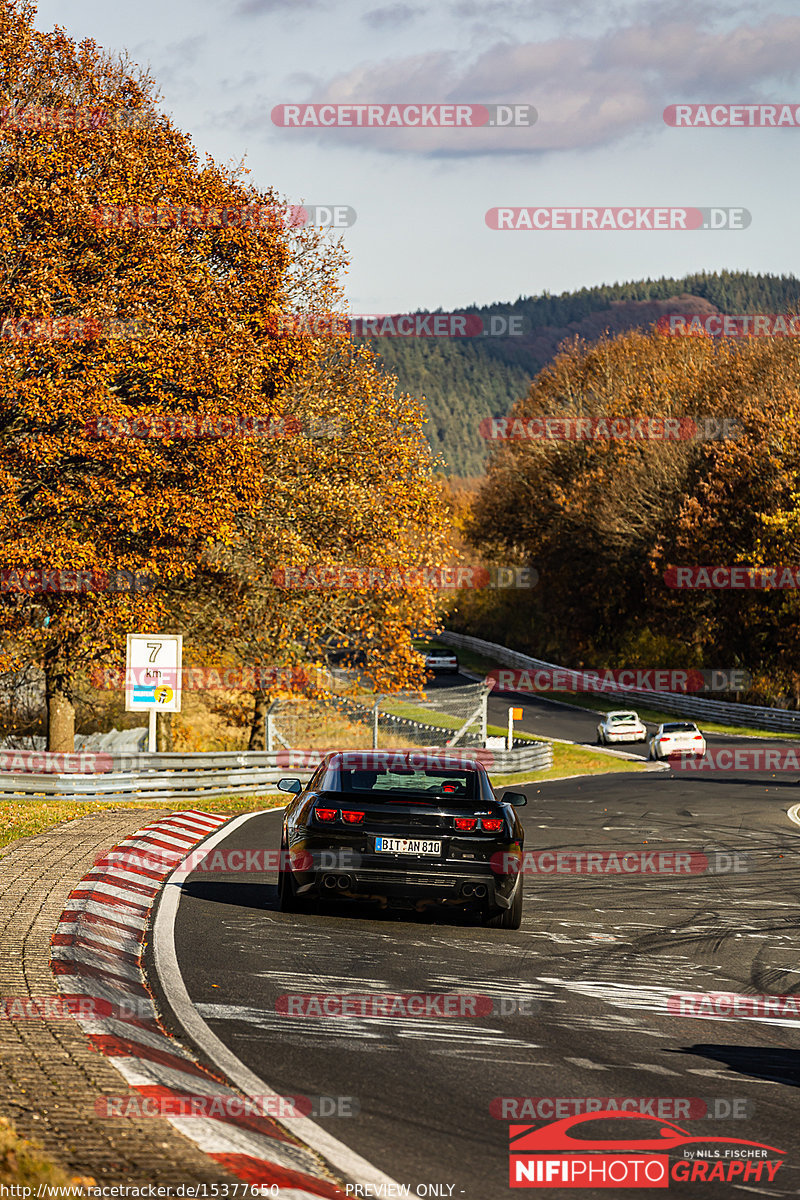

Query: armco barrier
439,631,800,733
0,744,551,800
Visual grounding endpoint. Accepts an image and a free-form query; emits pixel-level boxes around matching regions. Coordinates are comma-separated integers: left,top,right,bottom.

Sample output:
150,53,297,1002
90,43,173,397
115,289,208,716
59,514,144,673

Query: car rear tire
484,878,523,930
277,833,304,912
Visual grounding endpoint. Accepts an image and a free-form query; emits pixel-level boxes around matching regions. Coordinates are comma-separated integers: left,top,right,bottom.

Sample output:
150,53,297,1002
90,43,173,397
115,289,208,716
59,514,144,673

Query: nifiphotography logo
508,1111,785,1188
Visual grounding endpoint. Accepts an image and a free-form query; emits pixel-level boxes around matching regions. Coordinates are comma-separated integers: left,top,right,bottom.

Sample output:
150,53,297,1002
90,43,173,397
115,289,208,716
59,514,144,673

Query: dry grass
0,794,288,852
0,1115,94,1191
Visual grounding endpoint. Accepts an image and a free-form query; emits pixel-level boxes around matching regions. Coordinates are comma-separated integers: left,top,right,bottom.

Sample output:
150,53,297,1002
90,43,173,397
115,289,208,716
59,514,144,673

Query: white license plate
375,837,441,855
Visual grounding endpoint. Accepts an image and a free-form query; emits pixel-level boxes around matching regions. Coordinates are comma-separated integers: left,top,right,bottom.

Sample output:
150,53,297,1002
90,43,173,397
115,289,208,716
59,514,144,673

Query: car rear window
609,713,638,723
318,766,479,801
662,723,697,732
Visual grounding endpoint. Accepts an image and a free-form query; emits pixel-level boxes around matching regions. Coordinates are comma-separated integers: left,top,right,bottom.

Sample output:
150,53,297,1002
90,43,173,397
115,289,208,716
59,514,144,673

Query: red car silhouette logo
510,1110,785,1155
509,1111,786,1189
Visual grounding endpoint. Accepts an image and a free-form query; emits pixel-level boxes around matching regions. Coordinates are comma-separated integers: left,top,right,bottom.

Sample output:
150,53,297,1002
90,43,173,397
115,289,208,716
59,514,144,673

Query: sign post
507,706,523,751
125,634,182,753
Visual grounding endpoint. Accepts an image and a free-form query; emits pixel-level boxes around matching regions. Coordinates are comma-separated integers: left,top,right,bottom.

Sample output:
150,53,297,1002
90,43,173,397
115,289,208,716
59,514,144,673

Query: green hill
361,271,800,475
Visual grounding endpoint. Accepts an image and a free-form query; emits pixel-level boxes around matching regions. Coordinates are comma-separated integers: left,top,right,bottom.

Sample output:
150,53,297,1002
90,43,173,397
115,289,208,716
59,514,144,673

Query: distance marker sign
125,634,182,712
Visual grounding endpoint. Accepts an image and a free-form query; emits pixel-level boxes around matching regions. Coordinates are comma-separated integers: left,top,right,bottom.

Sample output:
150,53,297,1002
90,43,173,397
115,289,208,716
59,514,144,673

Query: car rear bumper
292,852,518,909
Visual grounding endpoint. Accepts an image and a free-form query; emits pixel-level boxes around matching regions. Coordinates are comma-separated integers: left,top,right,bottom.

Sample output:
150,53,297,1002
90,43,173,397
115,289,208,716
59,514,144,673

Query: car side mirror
277,777,303,794
501,790,527,807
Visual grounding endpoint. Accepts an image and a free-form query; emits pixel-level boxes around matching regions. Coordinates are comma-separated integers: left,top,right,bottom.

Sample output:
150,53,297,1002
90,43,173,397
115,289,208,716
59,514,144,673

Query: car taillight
454,817,477,831
341,810,364,824
693,735,703,741
315,807,338,822
481,818,504,832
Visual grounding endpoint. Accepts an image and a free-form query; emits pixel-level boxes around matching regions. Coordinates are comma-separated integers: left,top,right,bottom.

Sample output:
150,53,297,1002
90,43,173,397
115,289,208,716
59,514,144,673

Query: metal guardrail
0,743,552,800
439,631,800,733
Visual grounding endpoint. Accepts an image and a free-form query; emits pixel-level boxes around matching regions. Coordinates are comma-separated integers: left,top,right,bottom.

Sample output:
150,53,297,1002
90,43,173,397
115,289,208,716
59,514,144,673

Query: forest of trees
453,325,800,706
366,271,800,475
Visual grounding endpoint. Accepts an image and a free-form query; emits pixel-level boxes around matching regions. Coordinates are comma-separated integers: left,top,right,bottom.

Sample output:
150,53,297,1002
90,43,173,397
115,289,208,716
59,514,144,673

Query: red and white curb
50,809,348,1198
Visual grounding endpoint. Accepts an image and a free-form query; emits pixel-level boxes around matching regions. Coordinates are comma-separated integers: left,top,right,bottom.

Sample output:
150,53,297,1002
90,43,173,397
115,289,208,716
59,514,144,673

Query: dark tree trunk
44,651,75,753
249,689,268,750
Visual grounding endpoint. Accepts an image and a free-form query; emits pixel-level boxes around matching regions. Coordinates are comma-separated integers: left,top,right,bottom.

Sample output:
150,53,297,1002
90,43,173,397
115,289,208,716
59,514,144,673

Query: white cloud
263,15,800,155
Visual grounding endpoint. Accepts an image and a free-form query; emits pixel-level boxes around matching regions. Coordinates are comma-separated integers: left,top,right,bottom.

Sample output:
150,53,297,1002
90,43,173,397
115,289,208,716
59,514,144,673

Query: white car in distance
649,721,707,760
424,650,459,675
596,710,648,745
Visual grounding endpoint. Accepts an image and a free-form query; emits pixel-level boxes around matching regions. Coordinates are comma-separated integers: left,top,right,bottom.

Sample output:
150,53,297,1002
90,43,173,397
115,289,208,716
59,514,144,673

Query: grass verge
424,639,800,740
0,793,286,853
538,692,800,739
490,742,647,787
0,1115,93,1191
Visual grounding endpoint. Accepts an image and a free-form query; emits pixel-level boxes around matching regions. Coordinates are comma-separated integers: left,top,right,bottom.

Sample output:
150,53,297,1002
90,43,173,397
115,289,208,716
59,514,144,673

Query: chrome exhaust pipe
462,883,475,897
336,874,353,890
473,884,487,899
322,874,338,889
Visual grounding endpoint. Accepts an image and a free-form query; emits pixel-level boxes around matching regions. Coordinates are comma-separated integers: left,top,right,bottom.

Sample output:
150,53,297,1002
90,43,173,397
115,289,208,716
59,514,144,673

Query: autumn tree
466,325,800,697
0,0,344,749
182,338,453,748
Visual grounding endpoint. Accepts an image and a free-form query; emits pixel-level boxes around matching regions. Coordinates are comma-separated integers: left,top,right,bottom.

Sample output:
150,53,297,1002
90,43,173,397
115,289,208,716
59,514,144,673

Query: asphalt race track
157,685,800,1198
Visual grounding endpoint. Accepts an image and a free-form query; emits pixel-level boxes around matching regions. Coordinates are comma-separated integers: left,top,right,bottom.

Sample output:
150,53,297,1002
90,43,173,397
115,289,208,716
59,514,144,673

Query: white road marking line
630,1063,682,1076
71,881,152,905
51,945,143,980
58,902,148,928
786,802,800,828
153,811,402,1193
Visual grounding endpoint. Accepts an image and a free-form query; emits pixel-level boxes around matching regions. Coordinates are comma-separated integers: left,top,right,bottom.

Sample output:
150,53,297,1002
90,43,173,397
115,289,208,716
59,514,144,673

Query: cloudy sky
32,0,800,311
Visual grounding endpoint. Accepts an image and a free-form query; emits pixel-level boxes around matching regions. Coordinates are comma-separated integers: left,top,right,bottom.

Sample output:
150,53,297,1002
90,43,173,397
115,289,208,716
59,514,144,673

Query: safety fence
268,686,491,748
0,742,552,801
439,632,800,733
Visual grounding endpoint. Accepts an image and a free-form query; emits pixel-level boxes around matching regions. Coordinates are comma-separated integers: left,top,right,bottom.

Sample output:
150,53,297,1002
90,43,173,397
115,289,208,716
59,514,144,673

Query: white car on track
596,710,648,745
648,721,707,760
424,650,459,675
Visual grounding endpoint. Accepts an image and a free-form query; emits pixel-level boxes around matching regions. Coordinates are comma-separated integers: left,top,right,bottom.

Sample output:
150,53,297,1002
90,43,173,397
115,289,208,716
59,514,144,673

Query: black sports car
275,749,526,929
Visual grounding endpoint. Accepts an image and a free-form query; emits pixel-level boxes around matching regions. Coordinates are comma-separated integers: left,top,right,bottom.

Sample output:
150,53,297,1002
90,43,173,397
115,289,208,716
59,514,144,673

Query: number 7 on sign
146,642,161,663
